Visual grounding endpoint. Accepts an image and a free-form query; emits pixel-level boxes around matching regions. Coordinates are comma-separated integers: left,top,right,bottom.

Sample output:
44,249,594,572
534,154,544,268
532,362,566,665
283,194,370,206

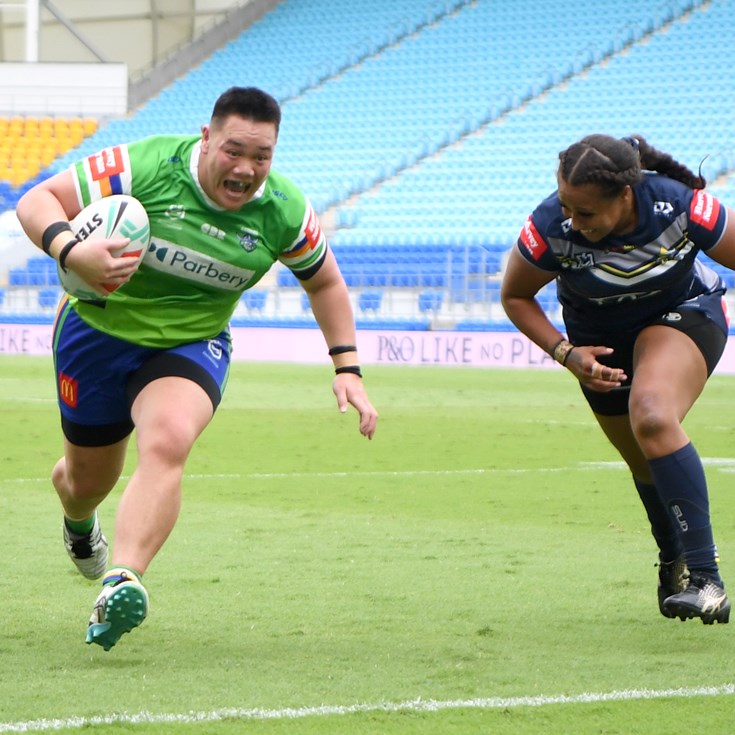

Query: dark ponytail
634,135,706,189
558,134,705,197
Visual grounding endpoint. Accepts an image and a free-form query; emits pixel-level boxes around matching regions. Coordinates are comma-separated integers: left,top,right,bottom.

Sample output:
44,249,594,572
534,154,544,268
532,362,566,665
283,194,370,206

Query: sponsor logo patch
304,208,323,249
653,200,674,216
58,371,78,408
165,204,186,220
88,147,125,181
146,239,255,290
201,223,226,240
519,217,547,260
238,227,259,252
690,190,720,230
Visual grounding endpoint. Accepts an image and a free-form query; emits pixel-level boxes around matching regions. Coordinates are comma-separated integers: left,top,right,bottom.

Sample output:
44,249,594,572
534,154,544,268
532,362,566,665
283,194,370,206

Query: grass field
1,355,735,734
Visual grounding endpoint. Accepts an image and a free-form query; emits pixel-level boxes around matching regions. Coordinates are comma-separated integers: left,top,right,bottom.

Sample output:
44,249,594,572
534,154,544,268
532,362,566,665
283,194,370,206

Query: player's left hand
564,345,627,392
332,373,378,439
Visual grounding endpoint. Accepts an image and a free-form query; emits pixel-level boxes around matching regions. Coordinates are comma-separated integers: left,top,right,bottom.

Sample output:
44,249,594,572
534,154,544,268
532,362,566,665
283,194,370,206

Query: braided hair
558,134,705,198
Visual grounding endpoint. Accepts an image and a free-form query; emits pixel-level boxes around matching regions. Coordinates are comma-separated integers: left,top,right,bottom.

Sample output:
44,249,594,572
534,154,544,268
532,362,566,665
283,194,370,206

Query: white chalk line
0,467,586,485
2,460,735,731
6,457,735,485
2,684,734,733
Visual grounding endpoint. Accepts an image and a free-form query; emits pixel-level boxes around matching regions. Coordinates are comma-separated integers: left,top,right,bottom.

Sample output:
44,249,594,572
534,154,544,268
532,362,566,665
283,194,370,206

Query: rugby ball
59,195,150,300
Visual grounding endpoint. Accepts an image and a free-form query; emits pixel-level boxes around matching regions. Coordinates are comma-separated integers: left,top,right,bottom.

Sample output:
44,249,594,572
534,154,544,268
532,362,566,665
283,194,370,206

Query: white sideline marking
1,684,734,733
2,467,596,485
6,457,735,485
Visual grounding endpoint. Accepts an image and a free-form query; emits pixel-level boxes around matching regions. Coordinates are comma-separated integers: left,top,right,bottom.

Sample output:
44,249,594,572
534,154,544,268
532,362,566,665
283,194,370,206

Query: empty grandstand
1,0,733,331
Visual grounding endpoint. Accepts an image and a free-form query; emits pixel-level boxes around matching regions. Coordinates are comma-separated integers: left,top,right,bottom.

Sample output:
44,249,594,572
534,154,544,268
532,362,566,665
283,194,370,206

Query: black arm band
41,221,74,255
328,345,357,356
335,365,363,378
58,238,80,271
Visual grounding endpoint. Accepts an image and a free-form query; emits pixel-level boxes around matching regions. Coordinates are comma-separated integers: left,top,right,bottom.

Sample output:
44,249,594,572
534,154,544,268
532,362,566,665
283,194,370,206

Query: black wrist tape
41,221,73,255
58,238,80,271
328,345,358,356
335,365,363,378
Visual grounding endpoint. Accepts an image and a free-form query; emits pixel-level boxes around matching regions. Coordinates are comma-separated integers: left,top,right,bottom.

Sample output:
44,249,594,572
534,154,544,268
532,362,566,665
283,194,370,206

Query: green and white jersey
69,134,327,347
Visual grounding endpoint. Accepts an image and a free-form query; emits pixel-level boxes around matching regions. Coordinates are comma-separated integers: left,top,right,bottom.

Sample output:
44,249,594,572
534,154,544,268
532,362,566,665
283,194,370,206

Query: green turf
1,356,734,734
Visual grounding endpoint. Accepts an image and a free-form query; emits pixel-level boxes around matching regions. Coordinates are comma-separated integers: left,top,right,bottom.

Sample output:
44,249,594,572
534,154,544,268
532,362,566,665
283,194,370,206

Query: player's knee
139,423,196,467
628,395,672,442
60,468,116,501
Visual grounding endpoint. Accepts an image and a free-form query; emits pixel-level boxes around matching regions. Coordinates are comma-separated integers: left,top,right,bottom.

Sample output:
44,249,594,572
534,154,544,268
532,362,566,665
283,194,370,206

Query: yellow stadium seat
24,116,40,136
55,136,73,155
9,166,30,187
39,128,56,144
40,145,57,167
69,128,85,146
26,160,41,178
39,116,54,134
54,118,69,136
83,118,98,135
9,117,24,137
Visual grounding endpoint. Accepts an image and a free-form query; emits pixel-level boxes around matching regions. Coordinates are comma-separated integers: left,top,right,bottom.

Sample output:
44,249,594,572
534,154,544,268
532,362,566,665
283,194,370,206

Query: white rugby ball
59,194,150,300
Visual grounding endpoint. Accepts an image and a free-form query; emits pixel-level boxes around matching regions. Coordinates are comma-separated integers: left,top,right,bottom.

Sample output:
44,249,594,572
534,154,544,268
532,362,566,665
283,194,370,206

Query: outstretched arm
300,250,379,439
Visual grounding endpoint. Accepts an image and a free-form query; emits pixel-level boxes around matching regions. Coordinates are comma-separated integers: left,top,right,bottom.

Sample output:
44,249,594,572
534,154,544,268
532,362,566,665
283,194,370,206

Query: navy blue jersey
517,174,728,333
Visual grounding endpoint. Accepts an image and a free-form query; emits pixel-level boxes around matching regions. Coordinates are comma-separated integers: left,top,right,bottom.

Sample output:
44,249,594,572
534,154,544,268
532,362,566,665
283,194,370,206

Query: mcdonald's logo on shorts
59,371,78,408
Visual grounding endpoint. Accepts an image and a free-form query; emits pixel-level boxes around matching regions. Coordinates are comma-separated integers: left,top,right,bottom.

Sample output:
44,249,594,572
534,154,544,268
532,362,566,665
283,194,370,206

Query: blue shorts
53,301,232,446
569,292,728,416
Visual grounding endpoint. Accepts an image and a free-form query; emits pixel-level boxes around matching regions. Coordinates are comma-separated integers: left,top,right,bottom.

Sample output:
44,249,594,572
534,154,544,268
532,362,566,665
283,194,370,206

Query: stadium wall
6,322,735,374
0,62,127,115
0,0,255,76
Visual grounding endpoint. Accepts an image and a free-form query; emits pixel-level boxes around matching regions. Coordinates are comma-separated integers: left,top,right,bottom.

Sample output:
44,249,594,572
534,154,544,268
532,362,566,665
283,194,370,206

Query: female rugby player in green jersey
16,87,379,650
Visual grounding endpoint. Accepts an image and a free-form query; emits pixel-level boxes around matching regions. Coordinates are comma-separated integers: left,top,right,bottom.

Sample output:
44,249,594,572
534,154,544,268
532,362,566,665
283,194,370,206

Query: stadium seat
358,290,384,313
3,0,735,334
418,290,444,312
240,290,268,312
37,287,61,309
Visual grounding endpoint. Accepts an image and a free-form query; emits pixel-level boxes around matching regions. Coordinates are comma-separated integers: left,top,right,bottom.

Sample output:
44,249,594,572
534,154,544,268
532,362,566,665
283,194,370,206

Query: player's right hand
64,238,140,290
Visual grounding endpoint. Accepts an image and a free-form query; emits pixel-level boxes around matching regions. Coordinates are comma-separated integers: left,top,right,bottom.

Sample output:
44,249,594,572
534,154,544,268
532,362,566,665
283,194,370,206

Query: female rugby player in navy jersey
501,134,735,624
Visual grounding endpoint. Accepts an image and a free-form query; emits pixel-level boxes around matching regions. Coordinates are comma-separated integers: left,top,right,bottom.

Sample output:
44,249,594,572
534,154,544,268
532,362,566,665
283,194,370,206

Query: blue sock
632,477,682,562
647,442,721,582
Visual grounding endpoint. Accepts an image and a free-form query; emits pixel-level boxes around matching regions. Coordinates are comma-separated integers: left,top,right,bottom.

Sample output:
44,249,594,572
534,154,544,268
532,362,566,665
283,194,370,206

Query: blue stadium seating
4,0,735,332
37,287,60,309
240,289,268,312
358,290,384,313
418,290,443,313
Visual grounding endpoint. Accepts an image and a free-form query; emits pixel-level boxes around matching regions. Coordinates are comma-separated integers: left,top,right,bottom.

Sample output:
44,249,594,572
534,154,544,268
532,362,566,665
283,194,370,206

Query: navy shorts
53,301,232,446
567,292,729,416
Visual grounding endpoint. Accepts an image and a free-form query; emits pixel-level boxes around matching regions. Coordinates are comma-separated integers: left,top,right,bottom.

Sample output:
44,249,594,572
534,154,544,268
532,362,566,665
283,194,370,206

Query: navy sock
648,442,720,581
632,477,682,562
